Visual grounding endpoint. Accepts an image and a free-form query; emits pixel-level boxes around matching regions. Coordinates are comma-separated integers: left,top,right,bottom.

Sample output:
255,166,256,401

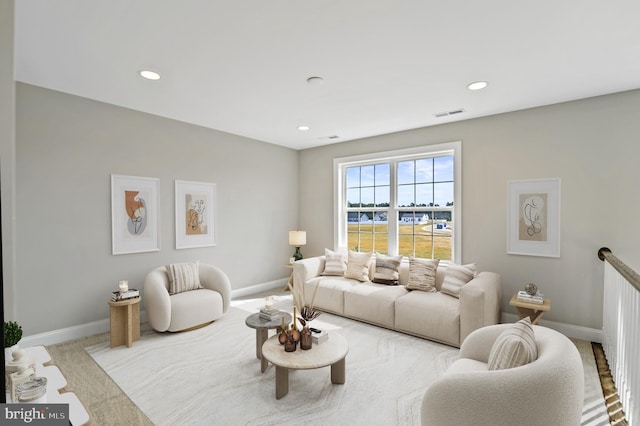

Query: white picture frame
175,180,217,249
111,175,160,255
507,178,561,257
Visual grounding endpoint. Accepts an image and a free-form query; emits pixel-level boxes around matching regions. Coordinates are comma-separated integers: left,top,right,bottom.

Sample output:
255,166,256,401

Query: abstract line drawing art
175,180,216,249
508,178,560,258
111,175,160,255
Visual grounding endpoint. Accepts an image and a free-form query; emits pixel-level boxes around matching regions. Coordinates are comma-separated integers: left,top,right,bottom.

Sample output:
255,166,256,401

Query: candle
119,280,129,293
265,296,274,310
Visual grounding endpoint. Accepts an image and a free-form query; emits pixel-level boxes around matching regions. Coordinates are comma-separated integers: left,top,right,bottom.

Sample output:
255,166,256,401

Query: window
334,142,461,263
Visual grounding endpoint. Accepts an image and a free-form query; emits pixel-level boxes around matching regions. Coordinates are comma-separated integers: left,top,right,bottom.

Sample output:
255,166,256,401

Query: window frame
333,141,462,263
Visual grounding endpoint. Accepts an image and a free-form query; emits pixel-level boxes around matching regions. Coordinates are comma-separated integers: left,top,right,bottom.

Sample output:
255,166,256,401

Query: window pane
346,167,360,188
373,232,388,253
434,235,452,259
375,185,390,206
434,182,453,206
375,164,390,185
434,156,454,182
347,188,360,207
348,231,359,251
415,184,433,207
397,161,414,185
398,234,414,257
415,235,433,258
361,165,375,187
398,185,414,207
361,187,374,207
415,158,433,183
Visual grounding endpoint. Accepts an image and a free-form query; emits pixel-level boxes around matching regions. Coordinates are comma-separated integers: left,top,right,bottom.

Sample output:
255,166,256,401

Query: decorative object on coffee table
299,305,322,350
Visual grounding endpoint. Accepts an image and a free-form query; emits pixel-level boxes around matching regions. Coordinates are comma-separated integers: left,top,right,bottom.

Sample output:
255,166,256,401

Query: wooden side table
509,294,551,325
283,264,294,291
108,297,141,348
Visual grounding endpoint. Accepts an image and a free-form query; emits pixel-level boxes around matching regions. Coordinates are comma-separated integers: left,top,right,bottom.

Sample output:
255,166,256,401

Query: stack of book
517,290,544,304
311,328,328,345
110,289,140,302
259,308,281,321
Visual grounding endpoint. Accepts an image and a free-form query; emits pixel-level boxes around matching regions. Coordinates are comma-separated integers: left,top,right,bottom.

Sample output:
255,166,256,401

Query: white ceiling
14,1,640,150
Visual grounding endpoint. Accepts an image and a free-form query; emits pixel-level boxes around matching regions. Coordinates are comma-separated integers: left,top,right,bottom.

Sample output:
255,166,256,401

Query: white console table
5,345,90,425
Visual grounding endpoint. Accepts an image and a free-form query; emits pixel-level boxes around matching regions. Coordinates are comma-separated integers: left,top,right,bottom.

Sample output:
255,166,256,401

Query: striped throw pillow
373,253,403,285
440,263,477,298
406,258,440,292
322,248,347,276
345,251,373,282
488,317,538,370
166,261,202,294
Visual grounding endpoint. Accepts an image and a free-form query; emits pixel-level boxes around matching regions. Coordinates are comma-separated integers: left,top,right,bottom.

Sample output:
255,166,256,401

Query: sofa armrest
459,271,502,343
199,264,232,313
291,256,326,309
143,268,172,332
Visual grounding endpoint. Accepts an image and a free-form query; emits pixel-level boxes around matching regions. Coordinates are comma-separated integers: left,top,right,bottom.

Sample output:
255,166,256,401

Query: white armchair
421,323,584,426
144,263,231,332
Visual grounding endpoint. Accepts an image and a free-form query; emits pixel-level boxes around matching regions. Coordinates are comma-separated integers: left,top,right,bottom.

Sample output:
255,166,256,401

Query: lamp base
293,246,303,261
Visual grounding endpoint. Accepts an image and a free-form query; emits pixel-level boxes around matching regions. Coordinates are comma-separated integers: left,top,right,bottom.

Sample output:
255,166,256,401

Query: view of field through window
346,155,454,259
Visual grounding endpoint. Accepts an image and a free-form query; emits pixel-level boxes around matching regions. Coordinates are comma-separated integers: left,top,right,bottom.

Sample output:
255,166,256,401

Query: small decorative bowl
524,283,538,296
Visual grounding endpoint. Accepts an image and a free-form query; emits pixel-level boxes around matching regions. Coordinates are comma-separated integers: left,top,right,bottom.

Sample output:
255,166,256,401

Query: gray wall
299,89,640,330
1,0,16,321
16,83,299,335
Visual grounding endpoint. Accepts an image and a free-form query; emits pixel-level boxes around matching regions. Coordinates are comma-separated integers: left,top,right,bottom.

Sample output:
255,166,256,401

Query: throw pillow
166,261,202,295
373,253,403,285
488,317,538,371
440,263,477,298
322,248,347,276
406,258,440,292
344,251,373,282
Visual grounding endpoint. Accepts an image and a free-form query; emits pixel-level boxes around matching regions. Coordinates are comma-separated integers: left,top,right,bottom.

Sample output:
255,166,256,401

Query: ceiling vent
433,108,466,118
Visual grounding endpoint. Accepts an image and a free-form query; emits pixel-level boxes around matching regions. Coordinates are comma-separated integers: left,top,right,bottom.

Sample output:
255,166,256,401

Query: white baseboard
21,279,288,347
502,312,603,343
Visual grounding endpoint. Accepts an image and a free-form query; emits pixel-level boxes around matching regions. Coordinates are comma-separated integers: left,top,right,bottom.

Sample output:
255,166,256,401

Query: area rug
87,295,458,425
87,295,608,426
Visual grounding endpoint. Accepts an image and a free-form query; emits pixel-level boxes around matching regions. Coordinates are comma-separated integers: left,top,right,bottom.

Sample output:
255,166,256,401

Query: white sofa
421,323,584,426
293,255,502,347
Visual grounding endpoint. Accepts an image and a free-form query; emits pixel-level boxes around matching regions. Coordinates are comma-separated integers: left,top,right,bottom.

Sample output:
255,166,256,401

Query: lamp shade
288,231,307,246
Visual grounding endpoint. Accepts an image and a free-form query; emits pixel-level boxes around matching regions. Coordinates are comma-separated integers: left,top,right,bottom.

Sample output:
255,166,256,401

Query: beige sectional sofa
293,254,502,347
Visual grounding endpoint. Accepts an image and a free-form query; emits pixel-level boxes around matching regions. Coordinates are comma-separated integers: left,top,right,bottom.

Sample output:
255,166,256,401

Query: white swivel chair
421,323,584,426
144,263,231,332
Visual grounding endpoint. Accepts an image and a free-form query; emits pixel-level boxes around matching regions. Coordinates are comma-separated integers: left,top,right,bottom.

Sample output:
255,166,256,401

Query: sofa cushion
488,317,538,370
168,287,223,332
406,258,440,292
166,261,202,294
394,291,460,346
322,248,347,276
345,251,373,282
344,283,408,328
373,253,403,285
303,276,357,315
440,263,477,298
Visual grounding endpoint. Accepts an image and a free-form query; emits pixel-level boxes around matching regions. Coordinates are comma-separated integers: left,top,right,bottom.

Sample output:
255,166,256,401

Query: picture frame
111,175,160,255
507,178,561,257
175,180,217,249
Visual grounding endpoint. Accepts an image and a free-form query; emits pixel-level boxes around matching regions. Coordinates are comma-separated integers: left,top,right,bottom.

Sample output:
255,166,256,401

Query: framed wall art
111,175,160,255
175,180,217,249
507,178,561,257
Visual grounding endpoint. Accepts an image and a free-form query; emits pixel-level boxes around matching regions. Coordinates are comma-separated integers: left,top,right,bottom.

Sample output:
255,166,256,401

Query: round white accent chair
421,323,584,426
144,263,231,332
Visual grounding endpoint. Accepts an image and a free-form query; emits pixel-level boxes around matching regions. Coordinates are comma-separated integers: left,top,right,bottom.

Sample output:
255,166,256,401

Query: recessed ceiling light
139,70,161,80
297,125,310,131
467,81,488,91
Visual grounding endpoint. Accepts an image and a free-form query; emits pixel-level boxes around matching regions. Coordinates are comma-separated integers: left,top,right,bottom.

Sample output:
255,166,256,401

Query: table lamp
289,230,306,261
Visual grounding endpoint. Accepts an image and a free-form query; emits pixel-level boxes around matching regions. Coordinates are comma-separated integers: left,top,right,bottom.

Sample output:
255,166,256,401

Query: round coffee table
245,312,292,373
261,332,348,399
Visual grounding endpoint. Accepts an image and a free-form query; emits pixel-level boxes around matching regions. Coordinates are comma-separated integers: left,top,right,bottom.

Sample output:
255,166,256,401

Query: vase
300,326,312,350
4,344,18,361
284,335,297,352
